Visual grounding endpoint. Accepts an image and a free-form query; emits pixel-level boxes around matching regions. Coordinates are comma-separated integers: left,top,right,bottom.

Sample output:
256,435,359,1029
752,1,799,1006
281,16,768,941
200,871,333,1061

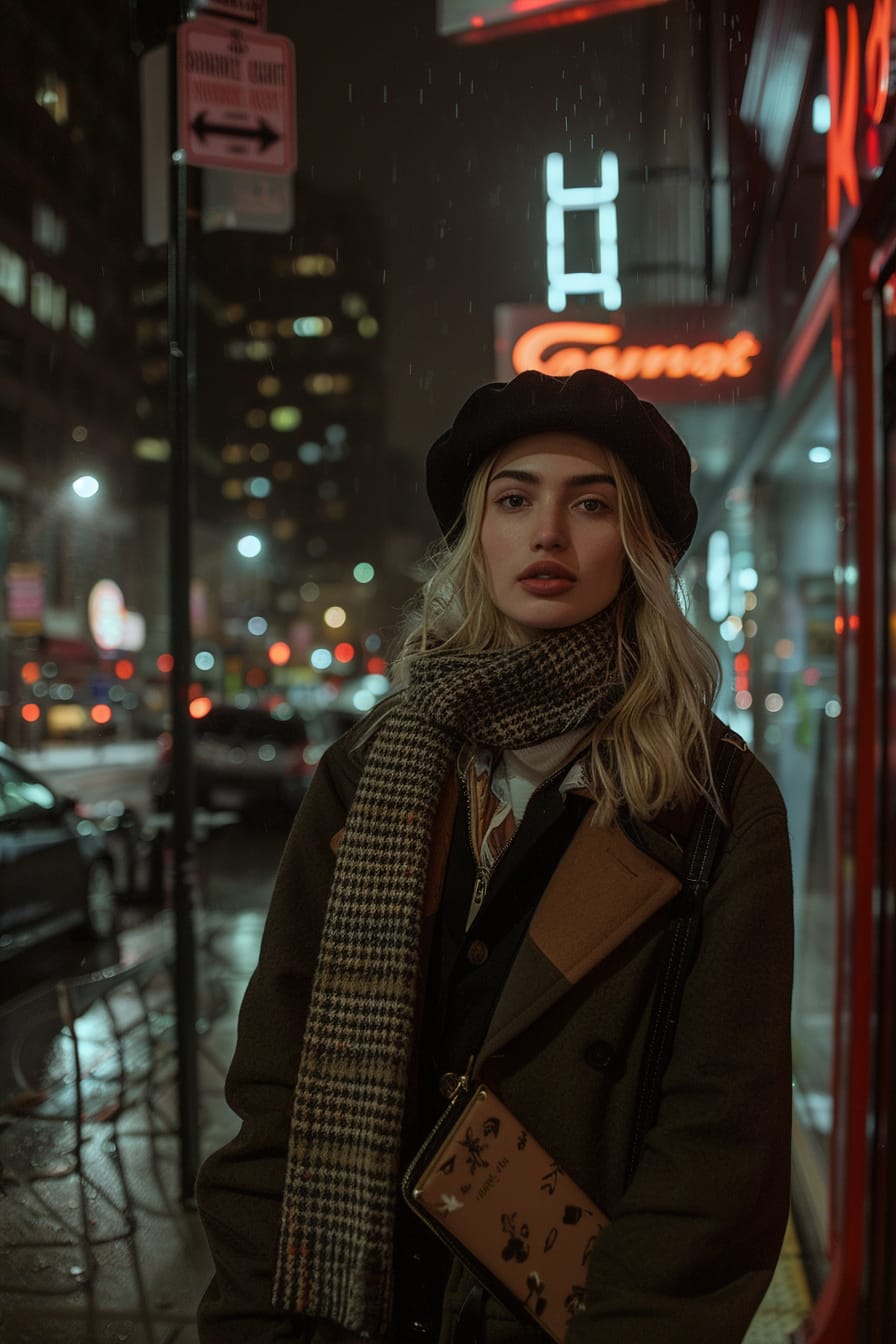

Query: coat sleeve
195,738,361,1342
566,756,794,1344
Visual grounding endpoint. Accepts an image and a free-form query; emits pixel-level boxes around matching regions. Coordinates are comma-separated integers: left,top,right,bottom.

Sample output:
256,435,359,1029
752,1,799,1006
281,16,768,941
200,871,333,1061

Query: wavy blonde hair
389,448,721,827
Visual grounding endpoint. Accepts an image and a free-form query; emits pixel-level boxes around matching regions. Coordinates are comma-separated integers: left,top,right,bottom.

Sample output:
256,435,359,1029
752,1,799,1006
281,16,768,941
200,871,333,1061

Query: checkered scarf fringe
273,609,622,1336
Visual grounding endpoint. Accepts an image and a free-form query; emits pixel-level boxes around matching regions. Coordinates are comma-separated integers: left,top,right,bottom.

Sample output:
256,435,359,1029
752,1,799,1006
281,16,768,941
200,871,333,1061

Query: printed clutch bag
401,1081,609,1343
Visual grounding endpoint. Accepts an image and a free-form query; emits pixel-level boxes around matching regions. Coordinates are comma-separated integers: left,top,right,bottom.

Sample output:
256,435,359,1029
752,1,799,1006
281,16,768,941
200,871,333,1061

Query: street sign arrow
191,110,280,152
178,20,296,175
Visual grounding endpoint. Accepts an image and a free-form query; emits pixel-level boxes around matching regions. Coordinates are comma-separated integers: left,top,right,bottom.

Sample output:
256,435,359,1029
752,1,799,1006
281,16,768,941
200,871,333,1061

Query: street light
237,533,262,558
71,474,100,499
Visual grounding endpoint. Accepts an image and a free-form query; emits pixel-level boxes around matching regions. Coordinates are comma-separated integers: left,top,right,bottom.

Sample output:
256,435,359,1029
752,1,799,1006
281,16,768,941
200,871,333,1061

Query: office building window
35,71,69,125
33,202,67,255
0,245,26,308
31,273,66,330
69,300,96,346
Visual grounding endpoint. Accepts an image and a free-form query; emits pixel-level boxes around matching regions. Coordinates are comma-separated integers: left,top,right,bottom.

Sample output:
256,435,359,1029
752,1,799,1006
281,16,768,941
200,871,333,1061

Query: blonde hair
389,449,721,827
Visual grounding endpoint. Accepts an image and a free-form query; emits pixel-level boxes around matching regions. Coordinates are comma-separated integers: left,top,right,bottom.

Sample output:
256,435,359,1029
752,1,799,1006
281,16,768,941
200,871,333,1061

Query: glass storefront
753,379,839,1257
689,353,840,1278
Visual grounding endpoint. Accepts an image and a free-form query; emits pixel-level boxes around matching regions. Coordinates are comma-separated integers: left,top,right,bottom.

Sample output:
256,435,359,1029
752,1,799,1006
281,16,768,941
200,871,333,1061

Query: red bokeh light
21,661,40,684
246,667,266,688
91,704,113,725
157,653,174,674
334,642,355,664
190,696,213,719
21,703,41,722
366,656,387,675
115,659,135,680
268,641,291,666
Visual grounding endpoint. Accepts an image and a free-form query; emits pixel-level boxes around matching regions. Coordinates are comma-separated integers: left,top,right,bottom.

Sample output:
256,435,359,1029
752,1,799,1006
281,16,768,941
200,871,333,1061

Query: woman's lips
518,577,575,596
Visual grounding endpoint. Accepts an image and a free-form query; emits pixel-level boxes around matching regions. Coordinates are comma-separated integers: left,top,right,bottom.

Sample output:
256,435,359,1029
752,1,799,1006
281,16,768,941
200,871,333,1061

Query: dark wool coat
195,714,793,1343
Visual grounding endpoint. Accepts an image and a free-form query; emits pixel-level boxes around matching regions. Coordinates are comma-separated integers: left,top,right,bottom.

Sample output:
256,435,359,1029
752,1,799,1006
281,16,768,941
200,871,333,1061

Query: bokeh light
237,534,262,558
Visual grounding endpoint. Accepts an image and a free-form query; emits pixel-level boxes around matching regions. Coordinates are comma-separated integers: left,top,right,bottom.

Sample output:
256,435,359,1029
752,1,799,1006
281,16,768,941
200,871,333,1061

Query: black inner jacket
394,770,592,1338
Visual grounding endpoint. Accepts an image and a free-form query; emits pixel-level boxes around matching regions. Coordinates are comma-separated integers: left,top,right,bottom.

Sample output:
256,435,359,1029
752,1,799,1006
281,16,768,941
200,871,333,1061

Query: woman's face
479,432,626,639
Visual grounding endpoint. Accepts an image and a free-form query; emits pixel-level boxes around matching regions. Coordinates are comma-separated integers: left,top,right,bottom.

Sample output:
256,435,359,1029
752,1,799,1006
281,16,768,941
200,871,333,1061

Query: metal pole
167,8,201,1207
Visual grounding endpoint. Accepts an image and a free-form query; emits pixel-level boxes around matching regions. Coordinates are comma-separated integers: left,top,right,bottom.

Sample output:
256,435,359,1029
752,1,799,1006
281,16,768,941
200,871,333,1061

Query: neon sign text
544,151,621,312
511,321,762,381
825,0,893,233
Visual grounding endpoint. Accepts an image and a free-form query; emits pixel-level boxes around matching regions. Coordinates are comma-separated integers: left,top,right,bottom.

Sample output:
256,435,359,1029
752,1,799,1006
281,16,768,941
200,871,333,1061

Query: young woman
196,369,793,1344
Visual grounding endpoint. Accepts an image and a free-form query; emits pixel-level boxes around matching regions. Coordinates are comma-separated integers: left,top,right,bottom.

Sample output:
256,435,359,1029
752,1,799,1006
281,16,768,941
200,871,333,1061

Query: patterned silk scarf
273,608,623,1335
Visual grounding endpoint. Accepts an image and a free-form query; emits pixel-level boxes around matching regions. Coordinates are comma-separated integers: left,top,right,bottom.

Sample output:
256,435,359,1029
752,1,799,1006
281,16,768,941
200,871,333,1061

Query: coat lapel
478,811,681,1061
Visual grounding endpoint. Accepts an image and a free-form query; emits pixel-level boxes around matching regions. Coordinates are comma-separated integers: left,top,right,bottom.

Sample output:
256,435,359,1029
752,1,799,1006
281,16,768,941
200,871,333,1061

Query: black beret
426,369,697,558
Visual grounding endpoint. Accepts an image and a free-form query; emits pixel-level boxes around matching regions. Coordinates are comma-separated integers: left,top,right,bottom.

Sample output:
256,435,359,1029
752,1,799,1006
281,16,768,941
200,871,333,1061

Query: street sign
202,167,294,233
190,0,267,26
5,563,45,636
178,20,296,175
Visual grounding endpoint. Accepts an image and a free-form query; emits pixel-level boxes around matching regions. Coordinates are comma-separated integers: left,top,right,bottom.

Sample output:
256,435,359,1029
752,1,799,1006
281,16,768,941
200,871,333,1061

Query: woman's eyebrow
489,468,617,488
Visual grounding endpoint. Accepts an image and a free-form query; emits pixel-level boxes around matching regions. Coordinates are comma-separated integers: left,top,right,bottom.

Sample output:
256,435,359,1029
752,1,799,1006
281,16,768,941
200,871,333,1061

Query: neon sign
544,151,621,312
825,0,894,234
510,321,761,382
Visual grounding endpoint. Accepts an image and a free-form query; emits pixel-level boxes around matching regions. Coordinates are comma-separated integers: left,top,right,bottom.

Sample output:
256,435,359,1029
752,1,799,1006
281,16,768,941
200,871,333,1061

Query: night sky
268,0,704,471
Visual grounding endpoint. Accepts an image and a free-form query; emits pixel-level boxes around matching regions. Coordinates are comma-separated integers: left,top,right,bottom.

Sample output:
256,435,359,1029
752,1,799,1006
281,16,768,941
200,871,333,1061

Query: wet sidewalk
0,906,263,1344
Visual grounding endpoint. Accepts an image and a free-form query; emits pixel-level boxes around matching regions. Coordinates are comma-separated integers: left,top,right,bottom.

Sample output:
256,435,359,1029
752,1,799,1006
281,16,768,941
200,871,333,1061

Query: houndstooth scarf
273,608,623,1335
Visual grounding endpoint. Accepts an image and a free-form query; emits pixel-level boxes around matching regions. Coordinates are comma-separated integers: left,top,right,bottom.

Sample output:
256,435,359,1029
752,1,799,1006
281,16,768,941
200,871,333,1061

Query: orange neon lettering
510,322,761,382
865,0,892,125
826,4,861,232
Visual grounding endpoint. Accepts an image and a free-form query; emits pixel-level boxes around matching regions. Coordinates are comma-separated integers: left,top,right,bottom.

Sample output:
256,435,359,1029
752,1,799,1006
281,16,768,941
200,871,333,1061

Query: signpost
157,4,296,1202
177,21,296,175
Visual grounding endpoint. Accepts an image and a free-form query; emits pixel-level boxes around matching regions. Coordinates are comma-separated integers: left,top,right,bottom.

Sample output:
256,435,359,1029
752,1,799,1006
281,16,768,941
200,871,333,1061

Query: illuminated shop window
0,244,26,307
35,71,69,125
304,373,352,395
69,300,95,346
32,202,67,255
31,272,66,329
291,253,336,277
293,316,333,337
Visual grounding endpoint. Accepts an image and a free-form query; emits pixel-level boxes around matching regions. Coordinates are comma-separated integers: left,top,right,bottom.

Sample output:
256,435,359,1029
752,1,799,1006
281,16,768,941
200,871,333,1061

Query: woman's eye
497,493,527,509
579,497,608,513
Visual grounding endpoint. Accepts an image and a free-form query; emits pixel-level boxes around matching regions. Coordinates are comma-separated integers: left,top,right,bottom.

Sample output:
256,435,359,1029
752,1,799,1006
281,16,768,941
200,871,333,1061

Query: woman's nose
531,506,568,550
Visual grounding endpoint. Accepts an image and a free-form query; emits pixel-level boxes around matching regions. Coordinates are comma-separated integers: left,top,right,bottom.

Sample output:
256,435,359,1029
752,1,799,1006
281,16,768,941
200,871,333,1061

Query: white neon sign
544,150,621,313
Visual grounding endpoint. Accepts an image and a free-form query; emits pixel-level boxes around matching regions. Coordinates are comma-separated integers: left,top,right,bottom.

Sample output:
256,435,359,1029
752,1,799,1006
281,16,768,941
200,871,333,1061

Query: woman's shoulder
709,714,787,825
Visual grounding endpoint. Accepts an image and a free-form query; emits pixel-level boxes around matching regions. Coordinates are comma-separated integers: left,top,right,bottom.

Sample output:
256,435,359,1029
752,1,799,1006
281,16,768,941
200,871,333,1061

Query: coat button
466,939,489,967
583,1039,615,1070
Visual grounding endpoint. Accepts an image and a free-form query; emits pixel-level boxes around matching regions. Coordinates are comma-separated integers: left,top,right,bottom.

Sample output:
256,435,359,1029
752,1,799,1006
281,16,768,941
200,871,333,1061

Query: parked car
151,705,349,818
0,742,119,959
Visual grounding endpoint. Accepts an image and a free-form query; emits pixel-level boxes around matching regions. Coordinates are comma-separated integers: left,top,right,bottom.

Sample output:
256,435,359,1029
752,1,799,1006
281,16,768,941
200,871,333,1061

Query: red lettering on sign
511,322,761,383
866,0,893,124
826,5,861,233
826,0,894,233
